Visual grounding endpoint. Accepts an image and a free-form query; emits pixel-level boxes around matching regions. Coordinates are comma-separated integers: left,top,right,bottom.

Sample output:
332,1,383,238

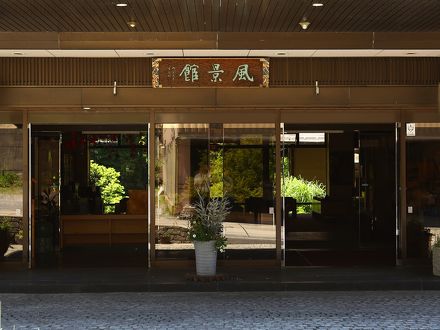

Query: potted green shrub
433,236,440,276
188,193,230,276
0,217,13,259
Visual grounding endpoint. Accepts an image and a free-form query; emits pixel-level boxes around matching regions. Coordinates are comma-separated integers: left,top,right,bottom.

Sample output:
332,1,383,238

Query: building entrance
31,125,149,267
282,124,397,266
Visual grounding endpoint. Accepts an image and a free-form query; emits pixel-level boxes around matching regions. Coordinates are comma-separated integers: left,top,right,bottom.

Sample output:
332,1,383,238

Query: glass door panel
282,124,396,266
31,132,61,266
155,124,210,259
154,123,276,261
220,124,276,259
406,124,440,261
31,125,149,267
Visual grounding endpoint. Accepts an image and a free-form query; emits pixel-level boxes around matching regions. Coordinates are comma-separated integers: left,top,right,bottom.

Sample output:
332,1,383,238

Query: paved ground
1,291,440,329
0,193,22,217
157,215,276,245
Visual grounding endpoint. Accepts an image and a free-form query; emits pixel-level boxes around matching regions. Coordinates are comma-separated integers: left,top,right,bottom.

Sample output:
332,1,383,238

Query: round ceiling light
127,21,136,28
116,3,128,7
312,2,324,7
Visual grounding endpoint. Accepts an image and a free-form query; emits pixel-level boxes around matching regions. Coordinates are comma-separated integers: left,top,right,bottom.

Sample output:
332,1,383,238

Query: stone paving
1,291,440,329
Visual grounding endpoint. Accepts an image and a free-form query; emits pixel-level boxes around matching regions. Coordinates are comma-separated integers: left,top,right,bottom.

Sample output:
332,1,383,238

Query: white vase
433,246,440,276
194,240,217,276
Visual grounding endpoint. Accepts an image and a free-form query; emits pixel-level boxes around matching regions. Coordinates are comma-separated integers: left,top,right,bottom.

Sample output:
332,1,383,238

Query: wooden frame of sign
152,58,269,88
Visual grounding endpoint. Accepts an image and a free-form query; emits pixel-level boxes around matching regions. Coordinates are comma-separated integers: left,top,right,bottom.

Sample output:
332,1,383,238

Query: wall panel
0,57,439,87
0,58,152,87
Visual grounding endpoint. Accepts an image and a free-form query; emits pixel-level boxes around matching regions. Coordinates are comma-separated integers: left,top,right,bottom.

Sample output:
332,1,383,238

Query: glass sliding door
31,131,61,266
220,124,276,259
154,123,276,261
155,124,210,259
406,124,440,262
31,124,149,267
282,124,396,266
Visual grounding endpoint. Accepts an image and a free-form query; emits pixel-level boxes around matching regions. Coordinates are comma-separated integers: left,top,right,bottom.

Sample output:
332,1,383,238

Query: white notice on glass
406,123,416,137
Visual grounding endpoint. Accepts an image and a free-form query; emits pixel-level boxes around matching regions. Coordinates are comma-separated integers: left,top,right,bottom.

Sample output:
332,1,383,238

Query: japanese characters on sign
152,58,269,88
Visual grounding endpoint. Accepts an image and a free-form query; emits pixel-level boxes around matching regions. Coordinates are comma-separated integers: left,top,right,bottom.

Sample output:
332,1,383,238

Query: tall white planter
433,246,440,276
194,240,217,276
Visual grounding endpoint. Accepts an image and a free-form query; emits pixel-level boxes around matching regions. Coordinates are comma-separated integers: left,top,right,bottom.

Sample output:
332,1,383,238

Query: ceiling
1,49,439,58
0,0,439,33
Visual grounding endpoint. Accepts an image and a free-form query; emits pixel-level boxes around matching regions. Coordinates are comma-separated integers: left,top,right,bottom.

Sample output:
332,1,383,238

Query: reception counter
60,214,148,248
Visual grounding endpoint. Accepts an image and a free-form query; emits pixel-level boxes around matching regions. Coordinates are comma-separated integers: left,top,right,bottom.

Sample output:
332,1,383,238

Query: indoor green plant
188,192,230,276
0,216,13,259
433,236,440,276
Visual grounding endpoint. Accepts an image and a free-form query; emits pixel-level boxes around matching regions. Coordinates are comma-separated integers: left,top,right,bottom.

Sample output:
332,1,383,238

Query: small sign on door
406,123,416,137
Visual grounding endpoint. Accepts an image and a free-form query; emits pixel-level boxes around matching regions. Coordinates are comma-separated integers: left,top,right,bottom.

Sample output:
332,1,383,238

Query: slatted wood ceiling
0,0,439,32
0,57,439,86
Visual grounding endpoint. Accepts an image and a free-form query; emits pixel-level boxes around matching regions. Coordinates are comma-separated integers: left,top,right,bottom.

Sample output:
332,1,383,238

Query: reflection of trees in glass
209,150,223,198
208,148,263,203
89,134,148,190
282,176,326,214
0,172,21,194
282,156,290,178
89,160,125,213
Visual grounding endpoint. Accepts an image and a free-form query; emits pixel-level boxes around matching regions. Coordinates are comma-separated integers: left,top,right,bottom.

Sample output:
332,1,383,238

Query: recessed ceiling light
312,2,324,7
83,107,91,111
406,52,416,55
276,52,287,56
13,51,24,56
128,21,136,28
146,52,155,56
299,18,310,30
116,2,128,7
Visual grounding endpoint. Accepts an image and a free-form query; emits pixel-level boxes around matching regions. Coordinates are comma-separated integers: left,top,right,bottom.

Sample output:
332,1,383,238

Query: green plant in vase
188,192,231,276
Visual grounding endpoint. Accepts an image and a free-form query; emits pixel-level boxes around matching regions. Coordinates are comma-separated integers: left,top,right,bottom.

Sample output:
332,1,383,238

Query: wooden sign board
152,58,269,88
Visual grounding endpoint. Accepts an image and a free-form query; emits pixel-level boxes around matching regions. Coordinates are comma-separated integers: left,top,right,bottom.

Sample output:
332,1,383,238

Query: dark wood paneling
0,87,436,109
0,57,438,88
59,32,217,49
374,32,440,49
270,58,440,86
0,0,438,32
0,58,152,87
218,32,374,49
1,32,440,50
0,32,59,49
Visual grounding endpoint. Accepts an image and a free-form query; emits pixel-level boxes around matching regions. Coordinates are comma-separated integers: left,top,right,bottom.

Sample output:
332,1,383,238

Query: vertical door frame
22,111,31,267
148,112,156,266
399,121,407,261
275,114,282,262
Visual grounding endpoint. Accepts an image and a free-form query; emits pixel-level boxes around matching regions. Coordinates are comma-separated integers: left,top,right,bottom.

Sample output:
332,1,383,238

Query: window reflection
407,130,440,259
0,124,23,261
62,132,148,215
155,123,276,260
